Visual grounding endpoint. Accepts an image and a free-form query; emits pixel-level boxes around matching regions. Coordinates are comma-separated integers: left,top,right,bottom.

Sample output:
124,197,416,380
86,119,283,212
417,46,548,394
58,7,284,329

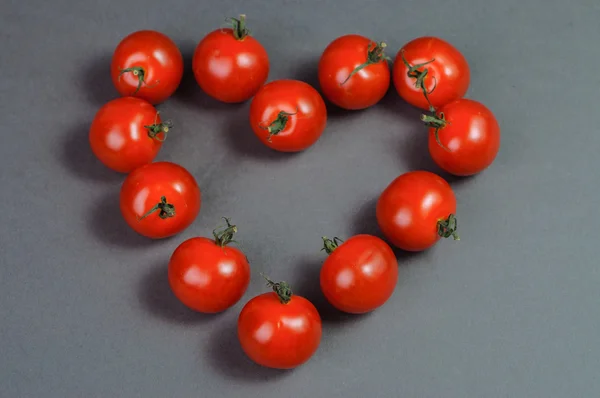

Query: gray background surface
2,0,599,397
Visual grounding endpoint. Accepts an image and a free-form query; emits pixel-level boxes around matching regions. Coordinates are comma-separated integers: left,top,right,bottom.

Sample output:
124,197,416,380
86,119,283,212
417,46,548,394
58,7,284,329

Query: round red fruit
425,99,500,176
249,79,327,152
237,276,322,369
320,235,398,314
89,97,172,173
376,171,459,251
111,30,184,104
168,218,250,313
120,162,201,239
393,36,470,110
318,34,390,110
193,15,269,103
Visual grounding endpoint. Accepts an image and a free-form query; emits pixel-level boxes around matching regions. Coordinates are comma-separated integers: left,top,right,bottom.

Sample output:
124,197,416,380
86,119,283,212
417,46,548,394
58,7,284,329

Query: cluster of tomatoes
88,15,500,370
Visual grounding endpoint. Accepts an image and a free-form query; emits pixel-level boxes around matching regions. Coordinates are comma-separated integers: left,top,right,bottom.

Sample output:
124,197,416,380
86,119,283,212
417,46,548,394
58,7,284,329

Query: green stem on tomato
227,14,250,40
259,109,298,142
321,236,344,254
261,273,292,304
421,111,451,151
144,112,173,142
437,214,460,241
340,41,390,86
118,66,159,94
400,49,437,112
213,217,238,247
138,196,175,221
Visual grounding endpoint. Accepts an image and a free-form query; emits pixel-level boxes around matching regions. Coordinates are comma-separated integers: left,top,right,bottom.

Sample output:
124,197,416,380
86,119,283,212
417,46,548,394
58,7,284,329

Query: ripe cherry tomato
237,276,322,369
89,97,172,173
168,218,250,313
320,235,398,314
318,34,390,110
424,98,501,176
111,30,184,105
120,162,201,239
392,36,470,111
376,171,459,251
249,79,327,152
192,15,269,103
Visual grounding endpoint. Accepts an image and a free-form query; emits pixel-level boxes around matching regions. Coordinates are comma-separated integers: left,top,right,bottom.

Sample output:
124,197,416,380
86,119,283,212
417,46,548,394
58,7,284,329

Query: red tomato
89,97,172,173
192,15,269,103
249,79,327,152
318,34,390,110
111,30,184,105
392,37,470,110
168,218,250,313
424,99,501,176
120,162,201,239
376,171,459,251
320,235,398,314
237,276,322,369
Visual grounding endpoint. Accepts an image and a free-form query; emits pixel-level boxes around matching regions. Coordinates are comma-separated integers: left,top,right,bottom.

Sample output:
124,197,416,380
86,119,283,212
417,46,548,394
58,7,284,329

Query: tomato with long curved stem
318,34,390,110
423,98,501,176
89,97,172,173
168,218,250,313
249,79,327,152
111,30,184,105
320,235,398,314
376,171,459,251
237,275,322,369
193,15,269,103
120,162,201,239
392,36,470,111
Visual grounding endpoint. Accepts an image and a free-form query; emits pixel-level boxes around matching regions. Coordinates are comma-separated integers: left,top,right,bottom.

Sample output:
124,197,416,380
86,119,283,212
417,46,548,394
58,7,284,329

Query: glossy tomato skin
376,171,457,251
89,97,164,173
120,162,201,239
320,235,398,314
393,37,469,110
111,30,184,105
249,80,327,152
192,28,269,103
168,237,250,313
428,99,501,176
238,292,322,369
318,34,390,110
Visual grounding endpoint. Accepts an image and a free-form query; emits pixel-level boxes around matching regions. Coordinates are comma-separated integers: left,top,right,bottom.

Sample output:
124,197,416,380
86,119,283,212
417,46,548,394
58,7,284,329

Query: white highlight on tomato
254,322,274,343
106,130,125,150
336,268,354,289
218,261,235,277
394,208,412,227
281,316,307,332
183,266,211,287
236,52,254,68
129,121,140,141
153,49,168,66
208,57,232,79
469,118,484,142
133,187,150,215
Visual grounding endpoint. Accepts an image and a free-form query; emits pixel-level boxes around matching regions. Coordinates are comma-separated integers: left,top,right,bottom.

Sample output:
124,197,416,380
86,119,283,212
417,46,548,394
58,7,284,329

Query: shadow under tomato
60,123,122,183
80,53,118,105
206,323,291,382
87,190,162,249
171,41,249,111
349,196,429,264
138,261,221,325
292,255,375,326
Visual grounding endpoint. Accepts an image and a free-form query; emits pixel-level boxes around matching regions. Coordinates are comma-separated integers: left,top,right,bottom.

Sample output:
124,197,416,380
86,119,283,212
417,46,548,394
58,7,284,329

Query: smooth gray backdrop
2,0,599,397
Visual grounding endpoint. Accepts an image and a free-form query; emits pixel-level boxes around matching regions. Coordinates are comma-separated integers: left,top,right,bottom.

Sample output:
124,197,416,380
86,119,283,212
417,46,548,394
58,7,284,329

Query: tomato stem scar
437,214,460,241
138,196,176,221
321,236,344,254
260,273,293,304
144,111,173,142
340,41,390,86
118,66,159,95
